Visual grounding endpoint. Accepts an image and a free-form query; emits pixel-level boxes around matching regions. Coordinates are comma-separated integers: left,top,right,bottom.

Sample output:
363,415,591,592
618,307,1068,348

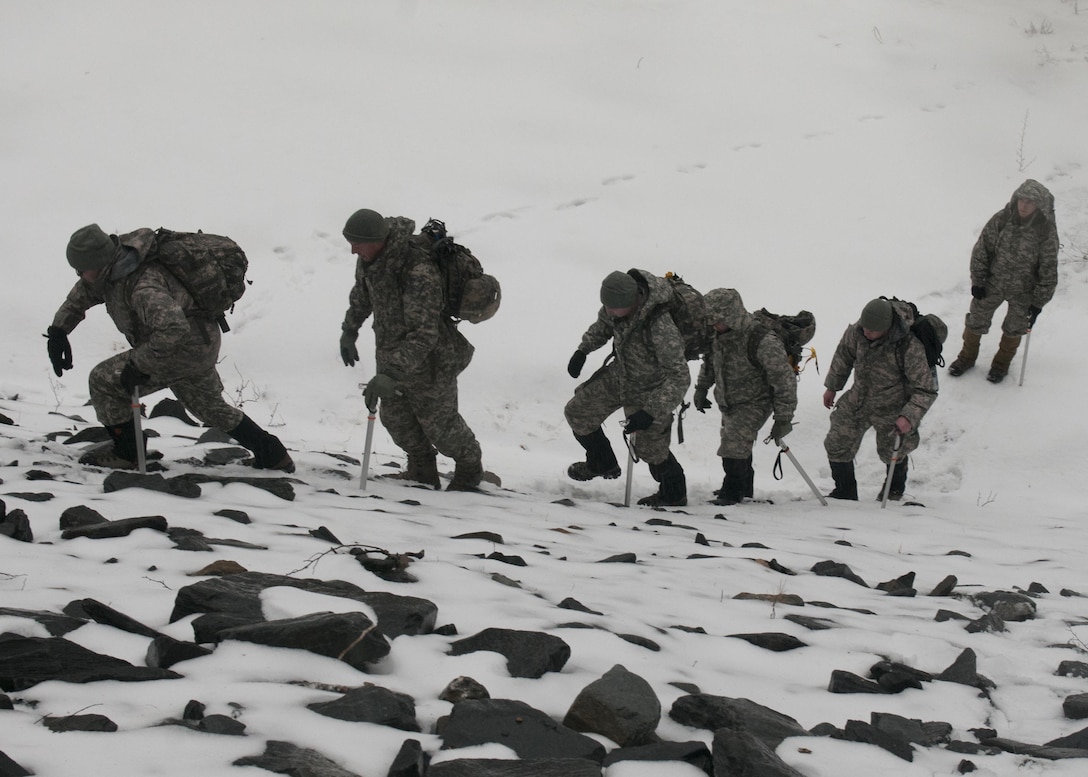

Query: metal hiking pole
1018,330,1032,387
359,402,377,490
623,431,636,507
880,432,903,509
782,446,827,506
131,389,147,474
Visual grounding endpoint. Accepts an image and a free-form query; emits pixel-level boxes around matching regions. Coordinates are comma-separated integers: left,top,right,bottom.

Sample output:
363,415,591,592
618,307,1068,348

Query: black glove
693,387,712,413
770,417,794,445
971,285,987,300
567,350,587,378
1027,305,1041,328
119,361,150,395
363,374,398,412
624,409,654,432
45,326,73,377
340,330,360,367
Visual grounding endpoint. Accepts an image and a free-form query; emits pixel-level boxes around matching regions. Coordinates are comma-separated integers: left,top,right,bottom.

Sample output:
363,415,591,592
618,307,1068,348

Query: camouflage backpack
417,219,501,324
884,296,948,370
661,272,710,360
149,228,249,333
747,308,818,376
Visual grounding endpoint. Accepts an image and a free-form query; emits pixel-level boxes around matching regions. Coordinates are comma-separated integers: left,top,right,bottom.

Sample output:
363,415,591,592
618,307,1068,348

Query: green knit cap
600,271,638,308
66,224,116,272
860,298,893,332
343,209,390,243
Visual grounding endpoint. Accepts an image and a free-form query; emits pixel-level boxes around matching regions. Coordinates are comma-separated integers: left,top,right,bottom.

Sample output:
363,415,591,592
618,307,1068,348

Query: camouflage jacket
51,228,221,382
342,217,473,384
824,316,937,429
695,289,797,421
970,179,1059,308
577,269,690,421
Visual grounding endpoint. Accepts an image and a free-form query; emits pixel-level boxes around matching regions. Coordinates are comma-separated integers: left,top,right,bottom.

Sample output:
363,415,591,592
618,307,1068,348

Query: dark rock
150,398,200,425
783,614,835,631
828,670,891,694
214,508,251,524
669,693,807,748
811,560,869,587
173,472,294,501
439,676,490,704
59,504,107,529
171,533,214,551
1058,661,1088,679
1046,724,1088,750
876,571,915,594
448,628,570,678
982,736,1088,760
170,571,438,639
935,609,970,622
0,750,33,776
486,551,526,566
387,738,430,777
102,472,201,498
219,611,391,670
563,664,661,746
0,508,32,542
428,759,602,777
602,740,712,773
937,648,992,689
192,613,257,643
558,598,603,615
958,759,978,772
196,428,234,443
61,514,169,540
62,597,161,638
1064,693,1088,720
870,661,932,692
42,713,118,732
972,590,1037,622
1,492,52,503
145,634,213,669
202,446,250,466
0,606,85,636
965,612,1005,634
308,685,420,731
712,728,806,776
929,575,958,596
190,714,246,735
871,712,933,745
598,553,637,563
0,634,180,691
63,427,110,445
452,531,504,544
233,739,362,776
843,719,913,761
615,633,660,651
23,470,55,481
438,698,605,763
308,525,340,543
733,592,805,607
183,699,206,720
1028,581,1049,594
727,632,807,652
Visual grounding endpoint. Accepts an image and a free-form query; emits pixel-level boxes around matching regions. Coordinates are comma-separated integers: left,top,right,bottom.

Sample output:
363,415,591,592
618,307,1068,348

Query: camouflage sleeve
823,325,858,392
382,258,443,378
756,333,797,421
643,311,691,420
969,210,1003,286
578,308,614,354
128,266,196,379
1033,223,1059,308
51,279,101,333
898,336,938,428
341,258,372,334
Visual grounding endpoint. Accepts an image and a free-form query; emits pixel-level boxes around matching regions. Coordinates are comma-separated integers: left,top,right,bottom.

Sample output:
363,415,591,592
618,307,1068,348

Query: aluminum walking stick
1018,330,1032,387
781,446,827,506
359,402,377,490
880,432,903,509
131,389,147,474
623,431,636,507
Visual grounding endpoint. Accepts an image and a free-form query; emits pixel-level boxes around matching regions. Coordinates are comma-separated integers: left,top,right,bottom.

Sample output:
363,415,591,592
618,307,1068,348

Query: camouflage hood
378,216,418,260
627,269,675,323
1010,179,1055,220
702,288,749,332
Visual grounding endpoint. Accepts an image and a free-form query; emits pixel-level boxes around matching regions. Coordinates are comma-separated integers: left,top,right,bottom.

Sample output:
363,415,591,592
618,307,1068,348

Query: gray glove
363,374,398,411
693,386,712,413
340,330,360,367
770,417,793,445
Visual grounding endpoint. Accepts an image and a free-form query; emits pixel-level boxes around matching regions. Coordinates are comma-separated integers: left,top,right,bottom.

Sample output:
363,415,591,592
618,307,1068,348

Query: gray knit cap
343,209,390,243
600,271,638,308
859,298,893,332
66,224,117,272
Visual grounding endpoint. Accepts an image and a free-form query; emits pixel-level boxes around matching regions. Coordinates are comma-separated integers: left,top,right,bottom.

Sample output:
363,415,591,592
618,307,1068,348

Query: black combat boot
387,450,441,489
638,453,687,507
711,457,749,506
79,420,141,469
828,461,858,501
877,458,909,501
229,415,295,473
447,457,484,492
567,428,622,481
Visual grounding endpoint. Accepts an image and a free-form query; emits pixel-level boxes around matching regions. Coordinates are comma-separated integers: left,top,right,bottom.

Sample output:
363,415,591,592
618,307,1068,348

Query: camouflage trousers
379,372,481,466
965,293,1033,337
824,399,919,466
89,351,243,431
564,364,674,466
717,401,773,459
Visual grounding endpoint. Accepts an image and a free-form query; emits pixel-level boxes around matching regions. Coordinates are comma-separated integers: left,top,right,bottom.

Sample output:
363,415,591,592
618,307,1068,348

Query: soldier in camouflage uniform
564,269,691,506
46,224,293,471
692,289,797,505
339,209,483,491
948,179,1059,383
822,298,937,501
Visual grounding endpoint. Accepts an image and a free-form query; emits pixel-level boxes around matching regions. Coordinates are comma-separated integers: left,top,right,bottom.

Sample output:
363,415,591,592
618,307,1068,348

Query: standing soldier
46,224,293,471
339,208,484,491
948,179,1059,383
693,289,797,505
822,298,937,501
564,269,691,506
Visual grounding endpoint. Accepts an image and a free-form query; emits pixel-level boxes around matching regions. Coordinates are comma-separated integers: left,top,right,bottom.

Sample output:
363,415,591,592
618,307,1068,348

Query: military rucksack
884,296,948,370
661,272,710,360
148,228,249,333
418,219,501,324
747,309,818,376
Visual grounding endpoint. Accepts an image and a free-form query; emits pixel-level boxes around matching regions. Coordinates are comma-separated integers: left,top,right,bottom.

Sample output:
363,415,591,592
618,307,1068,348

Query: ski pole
782,446,827,506
880,433,903,509
623,431,635,507
1018,330,1032,387
131,389,147,474
359,402,377,490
